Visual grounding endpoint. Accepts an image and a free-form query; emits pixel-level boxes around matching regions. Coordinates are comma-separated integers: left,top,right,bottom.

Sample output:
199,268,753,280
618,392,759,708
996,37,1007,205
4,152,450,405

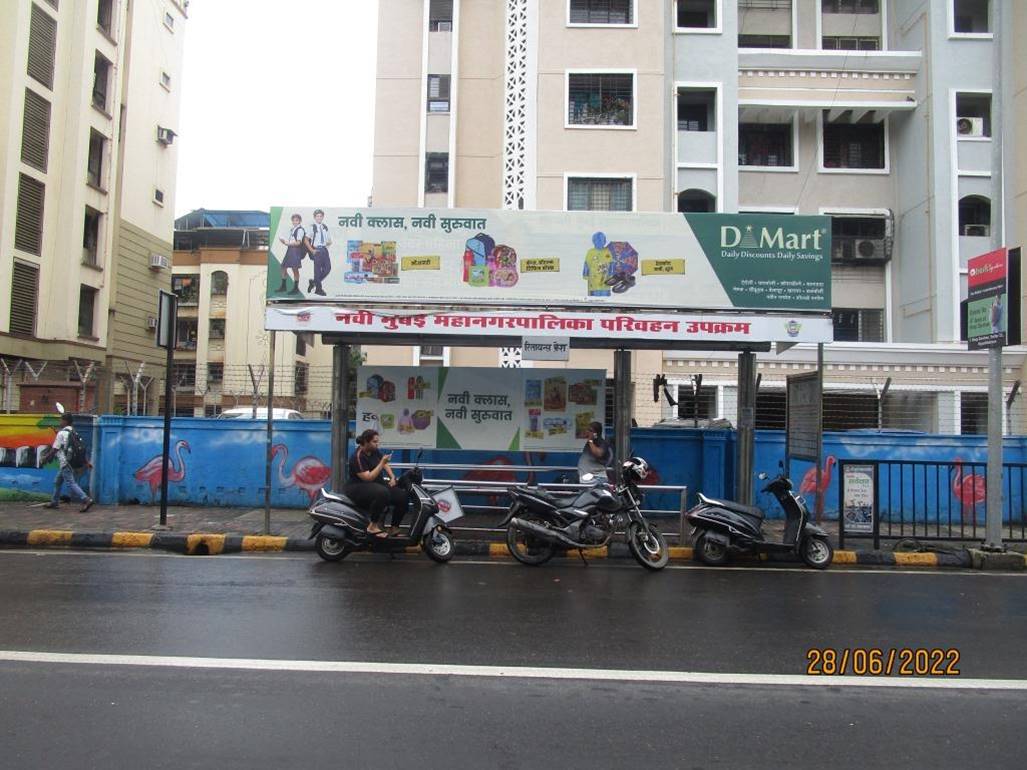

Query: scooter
308,456,460,563
500,457,669,571
685,468,834,569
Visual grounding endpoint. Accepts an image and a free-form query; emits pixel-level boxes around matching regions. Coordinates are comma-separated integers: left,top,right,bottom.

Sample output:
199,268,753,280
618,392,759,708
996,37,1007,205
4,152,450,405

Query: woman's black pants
344,482,409,527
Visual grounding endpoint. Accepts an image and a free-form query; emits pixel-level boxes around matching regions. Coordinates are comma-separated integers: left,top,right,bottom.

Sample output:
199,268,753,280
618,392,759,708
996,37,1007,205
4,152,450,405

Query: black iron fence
838,459,1027,548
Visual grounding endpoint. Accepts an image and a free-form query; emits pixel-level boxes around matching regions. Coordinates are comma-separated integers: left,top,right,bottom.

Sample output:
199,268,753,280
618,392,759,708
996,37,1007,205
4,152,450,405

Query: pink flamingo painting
800,455,836,523
461,455,521,507
952,458,987,522
272,444,331,503
134,440,191,501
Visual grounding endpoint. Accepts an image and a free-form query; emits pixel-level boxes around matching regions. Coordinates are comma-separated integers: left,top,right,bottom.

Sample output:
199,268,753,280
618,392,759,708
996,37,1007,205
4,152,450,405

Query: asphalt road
0,550,1024,769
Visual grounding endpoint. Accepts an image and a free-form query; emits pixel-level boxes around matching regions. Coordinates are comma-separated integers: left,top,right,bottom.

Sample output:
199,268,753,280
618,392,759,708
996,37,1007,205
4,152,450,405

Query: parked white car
217,407,305,420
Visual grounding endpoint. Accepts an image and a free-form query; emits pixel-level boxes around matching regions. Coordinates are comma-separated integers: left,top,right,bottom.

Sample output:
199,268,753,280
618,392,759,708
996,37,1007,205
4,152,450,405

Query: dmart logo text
721,225,823,251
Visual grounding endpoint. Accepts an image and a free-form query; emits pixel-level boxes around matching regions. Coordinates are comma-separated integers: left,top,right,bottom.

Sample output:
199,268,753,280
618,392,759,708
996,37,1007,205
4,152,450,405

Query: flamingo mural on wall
951,458,987,523
799,455,836,523
134,440,191,502
272,444,331,503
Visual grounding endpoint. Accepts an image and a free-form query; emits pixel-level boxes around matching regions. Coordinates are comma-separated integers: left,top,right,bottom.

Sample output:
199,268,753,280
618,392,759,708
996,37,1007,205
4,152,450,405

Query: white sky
174,0,380,216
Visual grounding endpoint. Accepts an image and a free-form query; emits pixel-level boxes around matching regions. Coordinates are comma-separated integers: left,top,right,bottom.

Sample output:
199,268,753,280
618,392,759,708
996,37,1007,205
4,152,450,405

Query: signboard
156,290,177,349
355,366,605,451
522,337,570,361
266,208,832,312
785,371,821,462
265,306,834,344
841,463,876,534
967,247,1008,350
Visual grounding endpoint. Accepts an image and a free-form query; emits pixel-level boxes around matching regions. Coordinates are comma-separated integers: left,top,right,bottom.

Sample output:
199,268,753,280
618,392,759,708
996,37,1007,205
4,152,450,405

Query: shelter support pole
985,346,1004,550
264,331,276,535
736,351,757,506
613,349,631,468
331,344,351,492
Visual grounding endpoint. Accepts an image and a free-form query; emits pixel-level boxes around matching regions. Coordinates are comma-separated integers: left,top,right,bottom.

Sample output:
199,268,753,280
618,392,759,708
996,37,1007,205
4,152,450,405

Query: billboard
355,366,605,451
266,208,832,312
966,247,1007,350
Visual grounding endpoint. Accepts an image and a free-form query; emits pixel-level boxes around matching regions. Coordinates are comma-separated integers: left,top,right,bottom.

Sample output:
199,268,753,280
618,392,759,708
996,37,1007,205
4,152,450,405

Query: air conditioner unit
956,117,985,137
146,315,158,329
156,126,177,146
855,239,879,259
437,21,452,31
149,253,171,270
963,224,990,237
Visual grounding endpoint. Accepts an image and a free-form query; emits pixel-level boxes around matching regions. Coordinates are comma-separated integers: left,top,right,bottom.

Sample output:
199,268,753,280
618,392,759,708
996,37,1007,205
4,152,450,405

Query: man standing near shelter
307,208,333,296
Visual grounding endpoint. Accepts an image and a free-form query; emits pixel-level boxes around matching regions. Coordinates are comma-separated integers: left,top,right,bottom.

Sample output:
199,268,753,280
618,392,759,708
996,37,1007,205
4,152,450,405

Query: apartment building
369,0,1026,434
172,210,334,417
0,0,186,413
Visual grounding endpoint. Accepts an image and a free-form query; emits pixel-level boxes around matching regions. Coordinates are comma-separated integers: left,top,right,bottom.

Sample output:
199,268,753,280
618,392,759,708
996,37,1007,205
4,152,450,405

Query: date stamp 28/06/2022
806,648,960,677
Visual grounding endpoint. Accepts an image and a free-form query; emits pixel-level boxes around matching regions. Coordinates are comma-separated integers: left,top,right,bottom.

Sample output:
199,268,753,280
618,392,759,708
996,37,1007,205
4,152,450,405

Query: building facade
0,0,186,413
370,0,1026,434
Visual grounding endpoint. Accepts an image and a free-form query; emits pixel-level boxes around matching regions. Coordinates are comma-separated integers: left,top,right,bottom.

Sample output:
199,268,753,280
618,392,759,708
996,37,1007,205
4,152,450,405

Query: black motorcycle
308,459,458,563
685,469,833,569
500,456,669,571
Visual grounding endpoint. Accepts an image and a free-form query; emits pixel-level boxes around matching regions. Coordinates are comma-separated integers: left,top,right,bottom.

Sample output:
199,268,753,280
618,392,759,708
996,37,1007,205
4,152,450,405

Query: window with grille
677,0,717,28
568,73,634,126
569,0,633,24
830,215,888,261
15,174,45,255
295,363,309,395
83,207,101,266
418,346,446,366
822,36,880,50
207,363,223,384
210,270,228,296
9,262,39,337
93,53,111,111
953,0,990,33
97,0,114,35
172,363,196,389
677,90,715,131
425,153,448,193
739,122,793,167
960,392,987,434
738,34,791,48
208,319,226,340
426,74,450,112
821,0,879,12
822,114,885,169
28,4,57,89
172,274,200,305
956,93,991,137
832,308,884,342
676,385,718,420
567,177,633,211
21,89,51,171
175,318,198,350
87,130,106,188
429,0,453,30
78,285,97,337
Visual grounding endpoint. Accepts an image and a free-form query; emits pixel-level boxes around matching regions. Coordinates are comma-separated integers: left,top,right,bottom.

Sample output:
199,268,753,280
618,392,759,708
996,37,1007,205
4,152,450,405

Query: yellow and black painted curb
2,528,1016,568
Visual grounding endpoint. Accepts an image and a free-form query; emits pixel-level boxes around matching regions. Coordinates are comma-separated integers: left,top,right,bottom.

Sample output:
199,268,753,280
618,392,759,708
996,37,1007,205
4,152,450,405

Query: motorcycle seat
697,493,765,520
518,487,576,506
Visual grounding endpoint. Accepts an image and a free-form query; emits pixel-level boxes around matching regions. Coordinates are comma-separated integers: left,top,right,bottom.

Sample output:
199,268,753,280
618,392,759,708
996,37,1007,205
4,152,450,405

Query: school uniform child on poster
277,213,309,295
307,209,333,296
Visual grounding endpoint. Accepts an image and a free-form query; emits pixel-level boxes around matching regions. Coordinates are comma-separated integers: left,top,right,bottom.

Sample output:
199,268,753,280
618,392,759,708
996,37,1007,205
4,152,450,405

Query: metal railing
838,459,1027,548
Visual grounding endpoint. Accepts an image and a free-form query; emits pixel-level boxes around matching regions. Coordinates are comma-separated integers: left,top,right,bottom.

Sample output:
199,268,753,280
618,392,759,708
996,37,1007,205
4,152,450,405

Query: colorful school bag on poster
464,233,495,285
489,245,519,287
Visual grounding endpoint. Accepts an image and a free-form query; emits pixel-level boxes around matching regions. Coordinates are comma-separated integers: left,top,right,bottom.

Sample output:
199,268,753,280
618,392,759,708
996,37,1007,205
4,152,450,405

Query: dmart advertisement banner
267,208,831,312
355,366,605,451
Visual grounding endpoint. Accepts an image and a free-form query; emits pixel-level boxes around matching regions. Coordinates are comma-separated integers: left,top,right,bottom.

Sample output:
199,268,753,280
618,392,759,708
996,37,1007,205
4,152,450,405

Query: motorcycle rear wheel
627,522,669,571
506,514,556,566
695,532,730,566
315,534,351,562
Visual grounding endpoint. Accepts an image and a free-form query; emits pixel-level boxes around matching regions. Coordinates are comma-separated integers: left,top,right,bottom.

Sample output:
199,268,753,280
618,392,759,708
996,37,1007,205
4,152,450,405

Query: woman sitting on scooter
345,429,409,538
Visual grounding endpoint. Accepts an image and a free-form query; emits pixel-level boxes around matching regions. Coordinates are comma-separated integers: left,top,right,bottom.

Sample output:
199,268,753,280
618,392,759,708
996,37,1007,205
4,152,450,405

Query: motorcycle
685,468,834,569
500,456,669,571
308,454,460,563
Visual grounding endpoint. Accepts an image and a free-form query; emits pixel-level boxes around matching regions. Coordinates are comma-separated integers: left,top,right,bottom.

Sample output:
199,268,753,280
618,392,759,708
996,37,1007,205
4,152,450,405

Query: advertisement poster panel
841,463,876,535
966,247,1008,350
355,366,605,451
266,208,831,312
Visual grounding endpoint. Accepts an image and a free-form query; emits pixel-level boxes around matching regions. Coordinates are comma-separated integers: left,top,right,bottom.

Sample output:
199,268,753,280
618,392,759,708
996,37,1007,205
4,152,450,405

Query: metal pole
330,344,350,492
613,349,631,468
158,345,173,527
815,343,825,523
736,351,756,505
985,346,1003,549
263,331,276,535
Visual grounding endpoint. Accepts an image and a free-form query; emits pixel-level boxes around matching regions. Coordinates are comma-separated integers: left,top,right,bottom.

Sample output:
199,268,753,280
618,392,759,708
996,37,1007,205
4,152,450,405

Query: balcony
677,129,718,165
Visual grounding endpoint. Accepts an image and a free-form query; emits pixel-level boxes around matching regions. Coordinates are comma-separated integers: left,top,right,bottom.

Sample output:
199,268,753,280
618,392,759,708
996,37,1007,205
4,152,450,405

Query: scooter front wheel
315,534,351,562
800,536,833,570
695,531,730,566
626,522,669,571
423,528,454,563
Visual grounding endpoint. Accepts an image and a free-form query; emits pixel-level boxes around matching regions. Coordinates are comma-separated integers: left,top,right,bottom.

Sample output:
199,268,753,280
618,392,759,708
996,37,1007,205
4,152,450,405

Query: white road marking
0,650,1023,690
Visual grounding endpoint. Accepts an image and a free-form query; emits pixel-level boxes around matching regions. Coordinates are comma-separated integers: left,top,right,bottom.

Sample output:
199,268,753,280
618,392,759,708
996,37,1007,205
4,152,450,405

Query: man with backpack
44,413,93,511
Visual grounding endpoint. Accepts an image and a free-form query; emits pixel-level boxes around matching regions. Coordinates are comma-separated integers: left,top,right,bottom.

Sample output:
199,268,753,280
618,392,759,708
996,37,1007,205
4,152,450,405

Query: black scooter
308,458,458,563
685,469,834,569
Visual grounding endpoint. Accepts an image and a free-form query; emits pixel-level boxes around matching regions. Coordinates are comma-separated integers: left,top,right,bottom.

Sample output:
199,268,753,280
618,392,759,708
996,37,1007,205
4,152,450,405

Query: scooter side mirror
580,472,595,483
757,472,768,480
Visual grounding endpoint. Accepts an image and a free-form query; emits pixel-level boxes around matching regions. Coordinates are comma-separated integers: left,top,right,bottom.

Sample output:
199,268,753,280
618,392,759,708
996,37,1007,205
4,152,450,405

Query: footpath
0,501,1024,570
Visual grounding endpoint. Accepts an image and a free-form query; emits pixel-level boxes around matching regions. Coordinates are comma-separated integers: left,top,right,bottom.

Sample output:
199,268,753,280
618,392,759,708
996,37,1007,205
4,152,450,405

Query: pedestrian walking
307,208,333,296
44,413,93,512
